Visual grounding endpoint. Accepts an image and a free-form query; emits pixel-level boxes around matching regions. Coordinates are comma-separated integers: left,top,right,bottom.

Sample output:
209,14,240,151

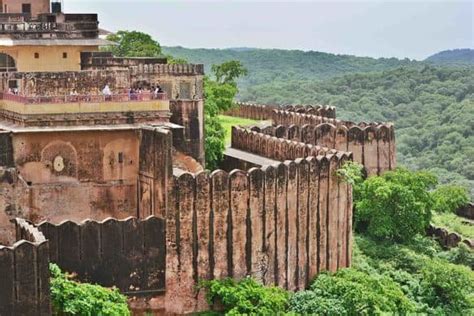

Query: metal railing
0,92,167,104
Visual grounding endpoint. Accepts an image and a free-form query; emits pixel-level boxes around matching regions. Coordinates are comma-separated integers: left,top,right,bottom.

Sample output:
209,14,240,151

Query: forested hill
162,46,418,86
425,49,474,65
239,66,474,197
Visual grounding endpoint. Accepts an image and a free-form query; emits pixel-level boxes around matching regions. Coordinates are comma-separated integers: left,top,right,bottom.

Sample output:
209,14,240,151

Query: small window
118,152,124,163
22,3,31,14
63,52,68,59
34,52,39,59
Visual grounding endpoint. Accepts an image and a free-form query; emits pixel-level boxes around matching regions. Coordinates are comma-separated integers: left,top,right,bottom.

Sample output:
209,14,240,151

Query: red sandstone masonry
231,126,347,161
264,113,396,176
0,219,50,316
223,102,336,120
164,154,352,314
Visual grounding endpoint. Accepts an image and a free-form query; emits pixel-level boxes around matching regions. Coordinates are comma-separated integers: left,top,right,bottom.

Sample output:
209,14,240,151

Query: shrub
318,269,414,314
439,243,474,268
199,277,289,315
289,291,347,315
420,259,474,313
50,264,130,316
354,234,474,313
431,184,469,213
355,168,437,242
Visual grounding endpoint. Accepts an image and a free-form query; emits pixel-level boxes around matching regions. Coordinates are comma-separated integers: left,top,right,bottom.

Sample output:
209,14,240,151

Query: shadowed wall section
138,127,173,218
0,218,50,316
165,154,353,314
35,216,166,296
0,131,13,167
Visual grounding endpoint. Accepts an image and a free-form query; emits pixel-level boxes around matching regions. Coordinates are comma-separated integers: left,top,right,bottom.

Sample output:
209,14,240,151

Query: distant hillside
162,46,419,87
425,49,474,65
239,65,474,197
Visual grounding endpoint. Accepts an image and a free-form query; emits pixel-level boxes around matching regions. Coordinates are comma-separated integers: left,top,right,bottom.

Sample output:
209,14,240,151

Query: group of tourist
6,87,20,95
127,85,164,100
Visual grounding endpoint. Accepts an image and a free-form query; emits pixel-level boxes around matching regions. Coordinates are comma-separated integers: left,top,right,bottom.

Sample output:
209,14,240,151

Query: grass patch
218,115,266,145
432,212,474,239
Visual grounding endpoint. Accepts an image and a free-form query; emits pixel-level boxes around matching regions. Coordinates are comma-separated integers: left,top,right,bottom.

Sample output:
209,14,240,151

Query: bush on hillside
289,269,415,314
353,235,474,313
50,264,130,316
199,277,289,315
431,184,469,213
355,168,437,242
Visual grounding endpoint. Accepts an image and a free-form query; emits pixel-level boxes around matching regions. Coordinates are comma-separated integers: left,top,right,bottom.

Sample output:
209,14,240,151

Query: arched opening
0,53,16,72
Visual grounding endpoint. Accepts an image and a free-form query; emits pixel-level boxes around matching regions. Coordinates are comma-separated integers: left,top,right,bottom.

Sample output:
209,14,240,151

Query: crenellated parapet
223,102,336,120
165,153,353,313
35,216,166,296
0,218,50,315
270,110,396,175
272,109,386,129
224,102,278,120
231,125,352,161
283,104,336,118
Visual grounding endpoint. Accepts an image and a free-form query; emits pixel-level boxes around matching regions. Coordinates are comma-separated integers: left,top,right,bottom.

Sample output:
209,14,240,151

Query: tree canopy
105,30,162,57
211,60,248,85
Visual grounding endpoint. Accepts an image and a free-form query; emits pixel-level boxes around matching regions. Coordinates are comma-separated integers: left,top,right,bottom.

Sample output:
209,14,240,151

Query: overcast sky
66,0,473,60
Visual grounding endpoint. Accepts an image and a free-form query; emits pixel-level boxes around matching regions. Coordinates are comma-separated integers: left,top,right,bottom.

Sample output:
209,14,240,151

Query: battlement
272,109,390,129
230,125,351,161
224,103,396,176
223,102,337,120
167,152,353,312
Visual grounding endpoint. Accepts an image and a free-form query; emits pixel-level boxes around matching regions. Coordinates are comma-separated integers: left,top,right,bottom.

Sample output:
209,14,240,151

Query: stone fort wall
165,153,353,313
0,218,50,315
231,126,345,161
0,126,353,314
223,102,336,120
270,110,396,176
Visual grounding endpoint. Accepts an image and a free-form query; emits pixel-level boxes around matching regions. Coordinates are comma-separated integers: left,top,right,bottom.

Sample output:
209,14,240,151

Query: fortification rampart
0,218,50,315
272,109,382,129
36,217,166,296
269,110,396,176
283,104,336,118
223,102,336,121
165,153,353,313
231,126,352,161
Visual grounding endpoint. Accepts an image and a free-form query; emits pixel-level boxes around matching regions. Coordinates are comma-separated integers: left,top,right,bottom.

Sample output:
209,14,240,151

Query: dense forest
425,48,474,65
163,47,474,197
239,66,474,196
162,46,419,88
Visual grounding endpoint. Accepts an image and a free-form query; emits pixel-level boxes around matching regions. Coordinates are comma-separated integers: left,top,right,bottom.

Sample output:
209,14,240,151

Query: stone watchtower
0,0,204,243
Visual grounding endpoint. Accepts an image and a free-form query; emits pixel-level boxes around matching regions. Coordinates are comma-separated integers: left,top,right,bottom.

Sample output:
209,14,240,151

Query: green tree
105,30,162,57
211,60,248,85
204,62,247,169
355,168,437,242
431,184,469,213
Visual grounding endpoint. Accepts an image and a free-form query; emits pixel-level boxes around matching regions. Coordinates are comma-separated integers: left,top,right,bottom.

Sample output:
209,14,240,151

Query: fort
0,1,396,315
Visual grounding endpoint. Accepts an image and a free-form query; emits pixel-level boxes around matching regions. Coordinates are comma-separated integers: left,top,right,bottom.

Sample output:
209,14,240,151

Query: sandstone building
0,0,205,244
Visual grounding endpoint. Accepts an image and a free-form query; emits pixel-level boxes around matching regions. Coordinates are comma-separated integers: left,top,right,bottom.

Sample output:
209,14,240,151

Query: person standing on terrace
102,84,112,101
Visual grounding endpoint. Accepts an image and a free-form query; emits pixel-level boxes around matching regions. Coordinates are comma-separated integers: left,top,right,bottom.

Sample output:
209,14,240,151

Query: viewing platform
0,92,170,127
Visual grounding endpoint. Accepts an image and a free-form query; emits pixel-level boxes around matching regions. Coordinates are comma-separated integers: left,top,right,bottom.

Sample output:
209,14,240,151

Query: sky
66,0,473,60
